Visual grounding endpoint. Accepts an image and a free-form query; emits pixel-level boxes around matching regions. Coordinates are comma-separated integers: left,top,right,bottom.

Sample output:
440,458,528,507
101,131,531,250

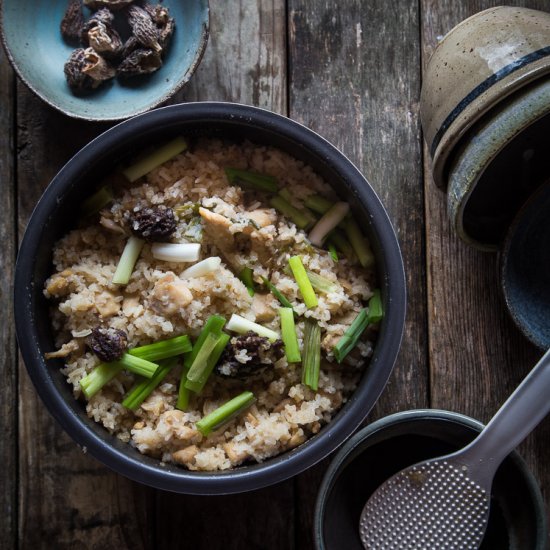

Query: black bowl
315,410,547,549
14,102,406,495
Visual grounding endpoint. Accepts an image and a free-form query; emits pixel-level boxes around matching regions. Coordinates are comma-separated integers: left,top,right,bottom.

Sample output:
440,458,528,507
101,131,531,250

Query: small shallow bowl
420,6,550,190
314,410,547,550
13,102,406,495
446,75,550,251
500,180,550,350
0,0,209,121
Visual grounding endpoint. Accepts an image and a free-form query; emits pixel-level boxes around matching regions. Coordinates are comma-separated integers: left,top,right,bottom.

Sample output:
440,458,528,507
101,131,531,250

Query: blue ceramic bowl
314,410,547,550
500,181,550,349
0,0,209,121
13,102,406,494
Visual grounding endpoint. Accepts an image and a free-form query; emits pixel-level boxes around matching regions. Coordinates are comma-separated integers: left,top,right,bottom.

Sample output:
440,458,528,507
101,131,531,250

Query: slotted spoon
359,348,550,549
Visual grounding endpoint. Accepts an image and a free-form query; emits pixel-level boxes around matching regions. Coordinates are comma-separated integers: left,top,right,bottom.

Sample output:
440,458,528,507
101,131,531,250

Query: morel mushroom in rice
61,0,176,94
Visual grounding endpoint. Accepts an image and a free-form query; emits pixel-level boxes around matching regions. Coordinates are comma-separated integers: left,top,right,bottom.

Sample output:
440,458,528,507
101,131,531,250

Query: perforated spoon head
358,457,491,550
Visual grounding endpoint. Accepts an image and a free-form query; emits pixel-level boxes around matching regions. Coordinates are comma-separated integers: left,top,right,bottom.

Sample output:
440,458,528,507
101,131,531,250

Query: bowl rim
313,408,548,550
0,0,210,121
13,101,406,494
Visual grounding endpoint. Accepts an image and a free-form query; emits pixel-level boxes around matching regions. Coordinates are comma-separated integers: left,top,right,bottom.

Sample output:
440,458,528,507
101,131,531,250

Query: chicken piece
172,445,199,466
247,208,276,229
199,207,235,249
122,294,141,317
100,216,126,235
223,441,250,464
288,429,307,449
95,290,120,318
150,273,193,315
44,339,81,359
251,292,276,323
45,269,74,298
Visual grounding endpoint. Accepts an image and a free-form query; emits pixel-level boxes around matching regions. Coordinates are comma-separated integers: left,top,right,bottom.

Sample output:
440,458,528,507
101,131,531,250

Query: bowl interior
317,413,546,550
15,103,406,494
500,181,550,349
1,0,209,120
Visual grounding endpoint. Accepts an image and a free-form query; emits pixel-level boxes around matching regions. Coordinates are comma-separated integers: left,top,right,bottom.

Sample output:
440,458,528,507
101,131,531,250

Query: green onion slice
122,137,188,182
226,313,279,342
122,357,178,411
333,290,383,363
225,168,278,193
185,333,220,383
129,335,192,362
112,236,144,285
81,185,114,217
304,194,332,215
342,218,375,268
261,276,294,310
308,202,350,247
302,319,321,391
279,308,301,363
118,353,159,378
288,255,318,308
239,266,255,297
328,243,338,262
269,196,311,229
80,362,124,399
196,391,256,436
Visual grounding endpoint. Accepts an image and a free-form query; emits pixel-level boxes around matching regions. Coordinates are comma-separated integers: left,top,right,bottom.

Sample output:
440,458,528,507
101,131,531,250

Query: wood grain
0,45,16,550
288,1,427,546
15,87,153,550
421,0,550,538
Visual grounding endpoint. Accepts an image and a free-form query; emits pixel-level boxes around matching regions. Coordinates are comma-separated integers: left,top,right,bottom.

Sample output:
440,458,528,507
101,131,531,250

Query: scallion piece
342,218,375,268
333,290,383,363
151,242,201,263
184,333,230,393
239,266,255,297
129,335,192,362
196,391,256,436
279,308,301,363
181,257,222,279
80,362,124,399
122,137,188,182
226,313,279,342
305,270,338,294
81,185,114,216
269,196,311,229
122,357,178,411
261,276,294,310
185,332,220,383
278,187,293,202
302,319,321,391
327,229,355,259
118,353,159,378
304,194,332,214
328,243,338,262
288,255,318,308
177,364,191,410
308,202,350,246
112,236,144,285
225,168,278,193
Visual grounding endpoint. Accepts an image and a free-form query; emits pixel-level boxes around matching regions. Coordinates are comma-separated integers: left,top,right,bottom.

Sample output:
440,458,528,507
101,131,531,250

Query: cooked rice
43,139,376,471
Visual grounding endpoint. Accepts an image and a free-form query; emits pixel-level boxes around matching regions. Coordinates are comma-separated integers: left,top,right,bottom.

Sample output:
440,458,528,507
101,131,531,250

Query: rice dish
43,138,379,471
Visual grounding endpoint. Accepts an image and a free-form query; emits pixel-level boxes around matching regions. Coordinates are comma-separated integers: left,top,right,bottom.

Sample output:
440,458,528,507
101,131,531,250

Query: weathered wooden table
2,1,549,548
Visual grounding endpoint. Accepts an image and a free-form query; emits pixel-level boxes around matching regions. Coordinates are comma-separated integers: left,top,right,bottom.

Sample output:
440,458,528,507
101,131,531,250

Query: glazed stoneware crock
13,102,406,495
420,6,550,190
314,410,547,550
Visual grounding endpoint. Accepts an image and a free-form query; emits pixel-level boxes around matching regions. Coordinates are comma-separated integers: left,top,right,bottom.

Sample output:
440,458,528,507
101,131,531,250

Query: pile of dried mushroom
61,0,175,92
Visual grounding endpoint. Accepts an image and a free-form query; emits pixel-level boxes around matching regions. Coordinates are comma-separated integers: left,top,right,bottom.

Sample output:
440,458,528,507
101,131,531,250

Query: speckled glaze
420,6,550,189
314,410,547,550
500,181,550,350
447,76,550,251
0,0,209,121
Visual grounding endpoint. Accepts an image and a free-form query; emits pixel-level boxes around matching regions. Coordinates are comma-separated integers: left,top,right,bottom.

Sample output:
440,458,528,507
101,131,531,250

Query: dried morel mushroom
127,5,162,54
216,333,284,379
86,21,123,58
117,48,162,77
88,327,128,362
143,3,175,49
84,0,134,11
126,206,177,241
64,48,93,91
60,0,84,44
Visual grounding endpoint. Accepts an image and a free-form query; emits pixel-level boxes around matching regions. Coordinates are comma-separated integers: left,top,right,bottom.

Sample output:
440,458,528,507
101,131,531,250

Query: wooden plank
154,2,294,549
16,86,153,550
0,45,17,550
288,1,426,546
421,0,550,530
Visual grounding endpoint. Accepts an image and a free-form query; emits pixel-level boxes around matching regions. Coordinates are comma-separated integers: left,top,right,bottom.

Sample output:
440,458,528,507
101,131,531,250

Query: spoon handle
460,348,550,481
